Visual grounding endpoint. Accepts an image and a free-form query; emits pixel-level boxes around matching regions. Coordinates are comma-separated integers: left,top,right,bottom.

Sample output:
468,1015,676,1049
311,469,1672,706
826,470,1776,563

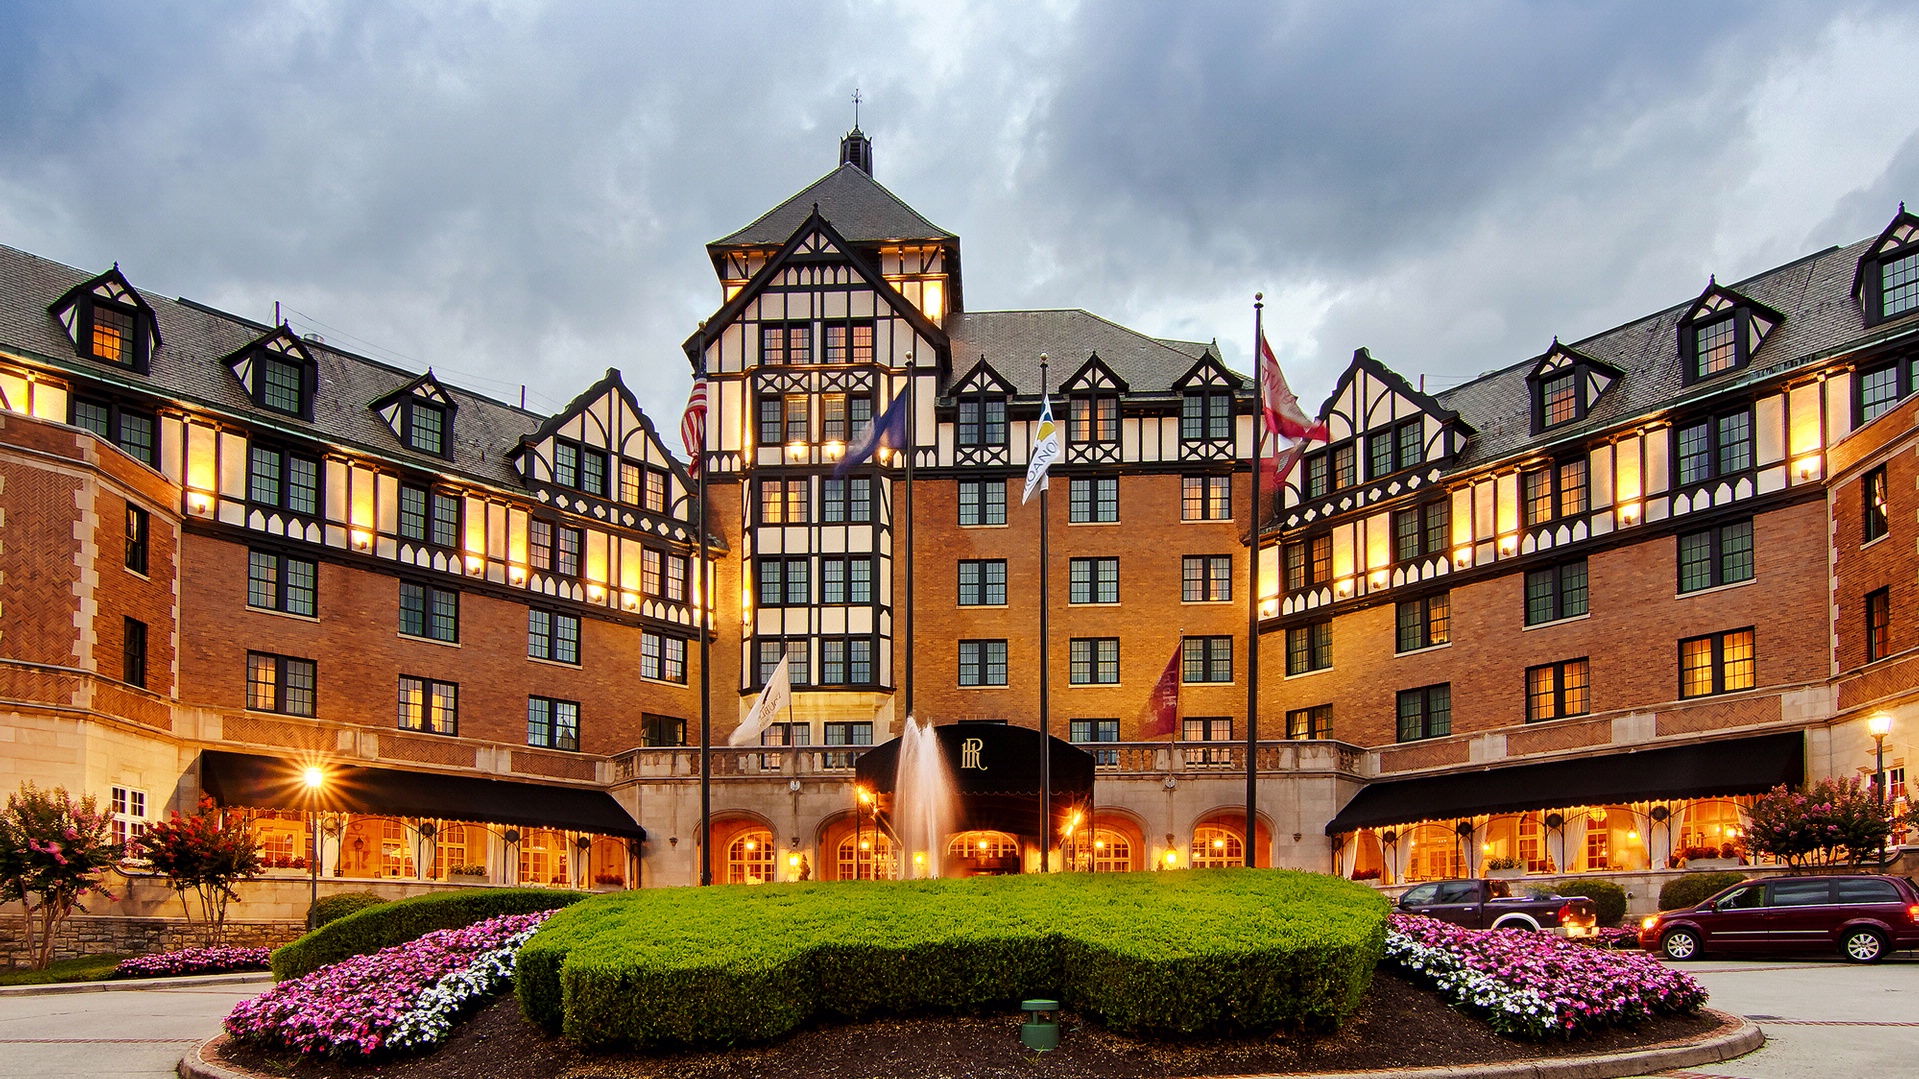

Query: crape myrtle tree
0,783,121,970
1744,778,1894,869
138,795,264,947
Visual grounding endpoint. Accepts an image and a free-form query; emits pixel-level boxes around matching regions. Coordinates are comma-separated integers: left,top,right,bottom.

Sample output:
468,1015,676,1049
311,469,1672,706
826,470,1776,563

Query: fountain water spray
893,716,957,878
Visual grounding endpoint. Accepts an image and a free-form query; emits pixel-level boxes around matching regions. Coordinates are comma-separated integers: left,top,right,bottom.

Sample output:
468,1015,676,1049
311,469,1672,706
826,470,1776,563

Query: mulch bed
212,971,1729,1079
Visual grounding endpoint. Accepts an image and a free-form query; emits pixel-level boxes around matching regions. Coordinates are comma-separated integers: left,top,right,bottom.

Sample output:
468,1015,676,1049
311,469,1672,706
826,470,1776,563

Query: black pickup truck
1396,878,1599,935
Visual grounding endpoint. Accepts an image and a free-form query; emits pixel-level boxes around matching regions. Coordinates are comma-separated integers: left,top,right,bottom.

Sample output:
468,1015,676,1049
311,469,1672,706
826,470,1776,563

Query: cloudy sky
4,1,1917,424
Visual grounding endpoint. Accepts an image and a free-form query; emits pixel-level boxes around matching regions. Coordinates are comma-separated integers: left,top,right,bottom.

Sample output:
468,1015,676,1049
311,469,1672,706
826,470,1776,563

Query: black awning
1325,731,1804,835
854,722,1095,798
197,750,644,839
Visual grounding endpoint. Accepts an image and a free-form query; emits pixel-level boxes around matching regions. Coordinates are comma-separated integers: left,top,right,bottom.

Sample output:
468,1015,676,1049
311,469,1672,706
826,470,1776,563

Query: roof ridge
710,163,954,247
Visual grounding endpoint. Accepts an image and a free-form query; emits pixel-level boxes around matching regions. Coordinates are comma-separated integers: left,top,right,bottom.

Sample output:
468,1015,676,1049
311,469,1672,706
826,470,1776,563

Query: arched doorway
519,828,569,887
836,831,899,880
727,828,776,884
1190,825,1243,868
947,830,1020,875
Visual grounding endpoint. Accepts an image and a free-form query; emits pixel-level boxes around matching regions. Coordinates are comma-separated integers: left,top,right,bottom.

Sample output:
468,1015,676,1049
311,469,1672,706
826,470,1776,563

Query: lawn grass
0,953,131,986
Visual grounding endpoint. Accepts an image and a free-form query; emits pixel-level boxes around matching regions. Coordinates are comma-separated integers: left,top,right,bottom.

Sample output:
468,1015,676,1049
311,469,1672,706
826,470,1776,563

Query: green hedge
272,887,589,980
1658,871,1748,913
307,890,386,929
1552,878,1627,928
518,870,1388,1050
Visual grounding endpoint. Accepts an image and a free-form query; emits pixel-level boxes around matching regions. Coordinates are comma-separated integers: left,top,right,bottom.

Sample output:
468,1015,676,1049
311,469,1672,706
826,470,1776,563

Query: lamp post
1869,712,1892,868
302,765,325,930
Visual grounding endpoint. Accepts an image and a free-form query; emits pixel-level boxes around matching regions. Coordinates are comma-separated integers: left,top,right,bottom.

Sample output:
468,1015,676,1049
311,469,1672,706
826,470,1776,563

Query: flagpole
697,359,713,887
903,355,916,717
1038,355,1052,873
1244,295,1263,868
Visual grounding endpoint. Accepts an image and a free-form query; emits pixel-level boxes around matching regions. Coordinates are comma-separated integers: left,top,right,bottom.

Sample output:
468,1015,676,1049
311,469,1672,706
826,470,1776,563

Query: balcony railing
610,739,1366,783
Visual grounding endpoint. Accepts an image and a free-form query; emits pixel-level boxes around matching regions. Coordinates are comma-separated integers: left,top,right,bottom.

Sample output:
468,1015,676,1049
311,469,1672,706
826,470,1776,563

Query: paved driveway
0,983,257,1079
1640,955,1919,1079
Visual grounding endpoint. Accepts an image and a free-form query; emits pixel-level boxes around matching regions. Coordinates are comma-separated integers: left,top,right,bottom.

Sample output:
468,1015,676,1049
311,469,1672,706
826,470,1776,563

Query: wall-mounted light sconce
463,555,484,575
1335,577,1354,598
786,442,808,459
621,591,639,611
1258,598,1279,618
1452,546,1472,569
351,529,372,550
823,441,844,460
1794,456,1820,481
1368,570,1386,588
187,491,213,515
509,564,527,585
1497,534,1517,556
587,583,606,602
1617,502,1640,526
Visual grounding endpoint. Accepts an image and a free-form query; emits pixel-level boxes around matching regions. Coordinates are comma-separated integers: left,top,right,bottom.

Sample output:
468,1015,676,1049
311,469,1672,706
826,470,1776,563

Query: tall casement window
1392,500,1449,563
821,477,872,523
1179,390,1233,442
1524,559,1589,625
1286,705,1332,739
821,393,873,443
1182,555,1231,602
397,485,461,547
957,560,1007,606
1068,394,1118,445
256,351,310,416
1679,628,1756,698
820,556,872,605
641,549,663,595
552,440,609,497
822,320,875,364
527,609,581,665
819,639,875,687
1396,684,1451,742
1285,623,1331,675
1674,409,1754,486
640,631,687,683
1864,465,1890,542
403,401,448,456
399,582,459,642
121,617,147,688
1523,460,1589,525
1369,419,1424,479
1069,719,1121,767
69,397,157,466
247,652,316,716
1302,452,1330,498
124,504,149,575
958,478,1007,526
1068,477,1118,523
664,553,688,601
618,463,667,512
1302,443,1357,498
247,550,318,616
1182,635,1233,682
1525,659,1590,722
759,479,809,524
1069,638,1120,684
246,445,321,516
1677,520,1755,593
758,394,810,445
758,639,809,686
110,786,147,847
761,322,811,365
957,394,1009,448
397,676,458,735
757,556,810,607
1866,588,1892,663
1282,534,1334,592
1181,475,1230,520
1395,593,1450,653
959,640,1008,686
526,696,581,751
1068,558,1119,604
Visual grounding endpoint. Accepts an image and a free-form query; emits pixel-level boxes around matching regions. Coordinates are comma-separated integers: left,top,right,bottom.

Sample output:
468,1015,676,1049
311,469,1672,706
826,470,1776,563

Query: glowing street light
301,764,327,930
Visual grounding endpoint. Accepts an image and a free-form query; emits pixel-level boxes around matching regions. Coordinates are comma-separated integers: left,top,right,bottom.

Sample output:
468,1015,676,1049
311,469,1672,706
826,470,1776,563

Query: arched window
1190,826,1243,868
1404,823,1462,882
432,823,472,880
727,829,775,884
836,831,899,880
590,837,627,888
947,831,1020,859
520,828,570,886
1088,829,1132,872
379,819,415,879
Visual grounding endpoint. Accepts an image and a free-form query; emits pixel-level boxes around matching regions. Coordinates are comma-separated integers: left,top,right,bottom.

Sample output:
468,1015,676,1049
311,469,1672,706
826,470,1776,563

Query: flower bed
1577,927,1644,950
114,946,270,978
226,911,551,1058
1383,914,1705,1038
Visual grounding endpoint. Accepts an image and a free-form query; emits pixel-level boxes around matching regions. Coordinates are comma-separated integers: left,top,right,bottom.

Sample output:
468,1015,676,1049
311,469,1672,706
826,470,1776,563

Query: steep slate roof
1430,237,1910,470
0,243,546,489
946,309,1247,398
709,163,957,248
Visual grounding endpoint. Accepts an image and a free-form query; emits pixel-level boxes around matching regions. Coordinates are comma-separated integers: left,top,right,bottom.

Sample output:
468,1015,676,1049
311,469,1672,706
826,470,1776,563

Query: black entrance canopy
854,723,1096,836
197,749,645,839
1325,731,1804,835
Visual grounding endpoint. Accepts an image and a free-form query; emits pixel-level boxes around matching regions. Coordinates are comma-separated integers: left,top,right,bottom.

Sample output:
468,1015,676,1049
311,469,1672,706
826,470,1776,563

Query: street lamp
303,766,325,930
1868,713,1893,867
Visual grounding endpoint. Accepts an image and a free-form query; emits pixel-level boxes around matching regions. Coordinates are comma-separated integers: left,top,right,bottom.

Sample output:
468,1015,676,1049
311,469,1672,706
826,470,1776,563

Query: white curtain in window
1337,832,1359,878
1560,813,1589,873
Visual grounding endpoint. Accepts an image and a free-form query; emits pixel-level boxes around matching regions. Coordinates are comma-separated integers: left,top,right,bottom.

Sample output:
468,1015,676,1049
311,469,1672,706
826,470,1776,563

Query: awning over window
1325,731,1804,835
197,750,644,839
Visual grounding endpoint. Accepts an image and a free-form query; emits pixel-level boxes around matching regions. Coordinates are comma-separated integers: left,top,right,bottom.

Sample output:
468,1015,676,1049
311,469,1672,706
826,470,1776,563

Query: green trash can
1020,999,1060,1052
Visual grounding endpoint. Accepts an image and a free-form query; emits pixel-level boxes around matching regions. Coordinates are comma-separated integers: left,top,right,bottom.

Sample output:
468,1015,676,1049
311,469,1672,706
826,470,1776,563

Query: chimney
840,127,873,176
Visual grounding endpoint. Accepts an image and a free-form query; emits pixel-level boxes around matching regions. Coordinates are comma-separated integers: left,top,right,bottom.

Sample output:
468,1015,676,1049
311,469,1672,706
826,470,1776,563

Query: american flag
680,378,707,477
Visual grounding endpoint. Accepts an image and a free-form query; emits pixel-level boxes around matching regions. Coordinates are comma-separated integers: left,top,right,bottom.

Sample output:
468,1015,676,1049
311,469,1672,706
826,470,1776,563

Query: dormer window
1677,281,1781,385
957,393,1007,448
1882,248,1919,320
260,353,305,413
371,372,457,458
554,439,609,497
1526,341,1619,434
48,268,161,375
1541,372,1579,426
1692,317,1737,378
1069,393,1118,444
405,401,446,455
1367,419,1423,478
1855,206,1919,327
1179,390,1233,442
91,304,136,364
224,330,318,420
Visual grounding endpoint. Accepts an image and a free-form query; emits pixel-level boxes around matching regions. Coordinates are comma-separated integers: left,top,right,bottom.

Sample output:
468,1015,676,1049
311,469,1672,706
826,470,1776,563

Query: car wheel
1841,928,1886,964
1661,928,1702,961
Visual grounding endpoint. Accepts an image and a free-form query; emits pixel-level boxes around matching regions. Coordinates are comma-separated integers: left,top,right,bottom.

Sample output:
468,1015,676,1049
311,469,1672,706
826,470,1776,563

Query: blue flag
835,391,909,476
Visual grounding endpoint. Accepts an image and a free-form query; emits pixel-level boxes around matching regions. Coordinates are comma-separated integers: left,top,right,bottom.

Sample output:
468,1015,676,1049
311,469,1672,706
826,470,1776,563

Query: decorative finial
1255,292,1263,303
852,87,862,130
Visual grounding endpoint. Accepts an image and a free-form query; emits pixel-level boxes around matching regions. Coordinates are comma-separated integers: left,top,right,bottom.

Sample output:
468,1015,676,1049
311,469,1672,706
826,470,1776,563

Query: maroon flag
1258,333,1328,443
1137,645,1182,739
679,378,707,478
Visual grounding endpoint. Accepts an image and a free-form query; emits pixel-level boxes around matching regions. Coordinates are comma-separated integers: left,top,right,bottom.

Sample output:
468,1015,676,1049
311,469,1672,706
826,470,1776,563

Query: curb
0,971,273,997
178,1010,1765,1079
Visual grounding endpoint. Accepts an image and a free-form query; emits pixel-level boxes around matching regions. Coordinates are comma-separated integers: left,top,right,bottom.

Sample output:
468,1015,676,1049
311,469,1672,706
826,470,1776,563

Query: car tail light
1908,904,1919,926
1558,903,1573,923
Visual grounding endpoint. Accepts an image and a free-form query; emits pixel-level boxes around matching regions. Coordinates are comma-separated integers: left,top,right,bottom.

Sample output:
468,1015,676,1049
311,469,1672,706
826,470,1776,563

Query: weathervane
852,87,862,129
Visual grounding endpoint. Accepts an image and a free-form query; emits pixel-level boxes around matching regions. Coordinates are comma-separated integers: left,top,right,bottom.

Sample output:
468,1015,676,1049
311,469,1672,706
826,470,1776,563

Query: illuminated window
110,786,146,848
1086,829,1131,873
91,304,134,364
949,831,1019,862
823,320,875,364
1286,704,1332,739
1541,373,1579,426
1182,555,1231,602
527,696,580,751
1068,394,1118,444
124,504,149,575
759,479,809,524
1680,628,1755,698
1864,466,1889,541
519,828,568,887
1190,826,1243,868
640,632,687,683
1866,588,1891,663
432,824,472,881
1525,658,1590,721
727,829,777,884
837,831,899,880
1395,593,1449,653
397,676,458,735
247,652,316,716
1181,475,1230,520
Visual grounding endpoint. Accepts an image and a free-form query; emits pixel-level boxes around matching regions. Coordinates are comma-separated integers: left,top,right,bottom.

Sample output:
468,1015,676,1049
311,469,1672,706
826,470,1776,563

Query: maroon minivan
1639,874,1919,963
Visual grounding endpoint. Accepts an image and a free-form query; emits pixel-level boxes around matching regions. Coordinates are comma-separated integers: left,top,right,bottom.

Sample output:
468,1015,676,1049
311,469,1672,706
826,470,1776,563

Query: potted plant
592,872,626,891
1484,855,1527,879
1679,843,1741,870
448,863,488,884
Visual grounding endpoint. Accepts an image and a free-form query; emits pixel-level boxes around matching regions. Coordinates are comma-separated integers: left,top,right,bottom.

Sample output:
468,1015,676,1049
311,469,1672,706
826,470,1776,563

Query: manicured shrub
272,887,587,980
308,890,386,929
1553,878,1627,928
1657,871,1747,912
518,870,1388,1049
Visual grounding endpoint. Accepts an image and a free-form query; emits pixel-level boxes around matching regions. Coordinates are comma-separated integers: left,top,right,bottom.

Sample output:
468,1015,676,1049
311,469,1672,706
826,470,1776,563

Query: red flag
1259,333,1328,443
1262,439,1308,496
680,378,707,478
1137,645,1182,739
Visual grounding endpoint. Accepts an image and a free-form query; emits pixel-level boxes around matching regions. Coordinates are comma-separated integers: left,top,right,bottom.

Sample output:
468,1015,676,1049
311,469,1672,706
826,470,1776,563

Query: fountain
892,716,958,878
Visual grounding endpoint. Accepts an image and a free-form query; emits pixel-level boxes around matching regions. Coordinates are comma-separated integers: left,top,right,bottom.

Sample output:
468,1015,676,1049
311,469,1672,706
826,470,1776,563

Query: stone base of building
0,914,303,970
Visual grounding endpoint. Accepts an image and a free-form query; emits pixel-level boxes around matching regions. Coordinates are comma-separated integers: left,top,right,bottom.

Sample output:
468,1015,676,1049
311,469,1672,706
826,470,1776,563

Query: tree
1744,779,1893,869
0,784,121,970
137,796,264,947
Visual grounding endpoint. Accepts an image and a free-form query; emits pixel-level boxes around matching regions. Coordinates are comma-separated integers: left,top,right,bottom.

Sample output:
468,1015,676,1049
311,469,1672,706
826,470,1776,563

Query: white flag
728,654,791,747
1023,394,1061,505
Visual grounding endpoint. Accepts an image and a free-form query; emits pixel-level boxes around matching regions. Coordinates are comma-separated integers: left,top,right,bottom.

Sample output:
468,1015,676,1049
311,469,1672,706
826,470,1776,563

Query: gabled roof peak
709,162,955,250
